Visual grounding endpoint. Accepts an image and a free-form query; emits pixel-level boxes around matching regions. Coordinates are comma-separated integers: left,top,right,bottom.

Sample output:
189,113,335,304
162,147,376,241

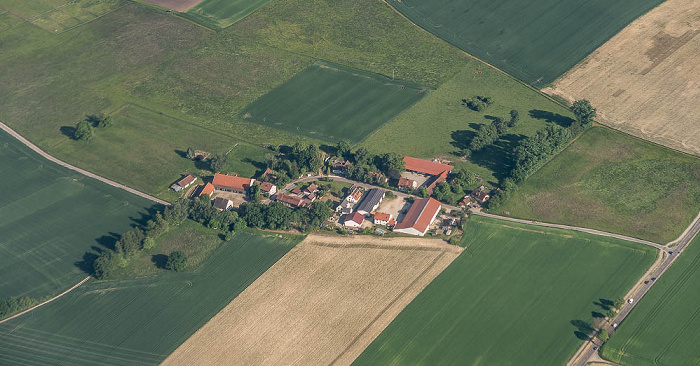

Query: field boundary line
0,121,170,206
0,276,91,324
471,210,663,249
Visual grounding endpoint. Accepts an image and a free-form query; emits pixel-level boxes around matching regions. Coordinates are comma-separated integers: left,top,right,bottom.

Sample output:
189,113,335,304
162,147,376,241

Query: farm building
276,193,309,208
212,174,255,194
471,186,490,204
393,197,442,236
171,174,197,192
355,189,385,216
332,158,351,175
197,182,215,198
213,197,233,211
259,182,277,195
291,188,303,195
373,212,393,226
458,195,472,207
404,157,453,176
343,212,365,228
304,183,318,195
398,177,417,191
346,185,364,203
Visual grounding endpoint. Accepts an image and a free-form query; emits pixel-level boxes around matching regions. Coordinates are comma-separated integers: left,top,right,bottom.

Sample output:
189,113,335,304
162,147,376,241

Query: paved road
0,121,169,206
568,211,700,366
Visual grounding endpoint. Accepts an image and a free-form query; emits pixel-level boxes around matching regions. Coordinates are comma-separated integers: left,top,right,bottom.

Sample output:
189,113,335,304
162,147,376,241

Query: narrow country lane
0,121,170,206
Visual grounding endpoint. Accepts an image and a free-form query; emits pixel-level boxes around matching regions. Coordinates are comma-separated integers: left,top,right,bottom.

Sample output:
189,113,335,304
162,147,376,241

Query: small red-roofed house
343,212,365,228
373,212,392,226
171,174,197,192
198,182,215,198
259,181,277,196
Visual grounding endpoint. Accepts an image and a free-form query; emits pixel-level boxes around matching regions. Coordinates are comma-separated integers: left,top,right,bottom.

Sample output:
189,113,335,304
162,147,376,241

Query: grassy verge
362,65,575,184
499,127,700,243
353,215,656,366
0,231,302,366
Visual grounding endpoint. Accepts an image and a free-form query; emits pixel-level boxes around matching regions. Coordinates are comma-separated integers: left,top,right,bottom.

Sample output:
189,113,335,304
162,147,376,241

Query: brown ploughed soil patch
544,0,700,157
140,0,203,12
162,234,463,366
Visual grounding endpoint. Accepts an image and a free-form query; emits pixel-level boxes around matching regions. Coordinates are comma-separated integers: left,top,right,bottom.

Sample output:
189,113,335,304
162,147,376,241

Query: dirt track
162,234,462,366
545,0,700,157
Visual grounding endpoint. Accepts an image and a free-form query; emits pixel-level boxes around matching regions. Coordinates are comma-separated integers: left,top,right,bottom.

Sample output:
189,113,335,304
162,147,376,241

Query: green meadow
387,0,663,86
241,61,428,144
353,216,656,366
499,127,700,243
0,129,155,300
0,232,301,366
185,0,272,28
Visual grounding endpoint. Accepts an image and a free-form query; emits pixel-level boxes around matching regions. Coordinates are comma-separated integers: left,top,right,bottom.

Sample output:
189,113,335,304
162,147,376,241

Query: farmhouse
276,193,309,208
332,158,351,175
403,157,453,194
471,186,490,204
213,197,233,211
347,185,364,203
458,195,472,207
355,189,385,216
393,197,442,236
373,212,392,226
197,182,215,198
171,174,197,192
398,177,417,191
343,212,365,228
304,183,318,195
259,182,277,196
212,174,255,194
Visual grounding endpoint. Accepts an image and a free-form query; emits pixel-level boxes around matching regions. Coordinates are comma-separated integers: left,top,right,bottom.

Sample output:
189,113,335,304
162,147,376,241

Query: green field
353,216,656,366
51,104,269,199
387,0,663,86
499,127,700,243
603,234,700,366
240,61,428,143
362,65,574,184
0,0,122,33
0,231,301,365
0,129,156,300
185,0,271,28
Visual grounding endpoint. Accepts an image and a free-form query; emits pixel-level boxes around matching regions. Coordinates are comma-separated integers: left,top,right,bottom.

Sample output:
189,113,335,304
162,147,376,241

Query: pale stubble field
162,234,462,366
545,0,700,156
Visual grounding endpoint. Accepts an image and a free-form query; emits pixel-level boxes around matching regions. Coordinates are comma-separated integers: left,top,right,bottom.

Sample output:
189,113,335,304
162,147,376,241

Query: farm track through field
0,121,169,206
0,276,90,324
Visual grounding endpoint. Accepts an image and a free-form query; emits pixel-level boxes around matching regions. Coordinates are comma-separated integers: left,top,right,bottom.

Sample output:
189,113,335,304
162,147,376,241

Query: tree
468,124,499,152
508,110,520,127
431,182,452,202
115,228,145,258
354,147,371,165
165,251,187,271
209,153,228,173
74,120,94,141
415,186,429,198
376,153,404,175
93,251,119,279
265,201,291,230
336,140,351,159
491,117,508,135
306,201,332,227
572,99,596,128
241,202,266,228
142,237,156,250
249,183,262,202
186,147,196,159
598,329,609,343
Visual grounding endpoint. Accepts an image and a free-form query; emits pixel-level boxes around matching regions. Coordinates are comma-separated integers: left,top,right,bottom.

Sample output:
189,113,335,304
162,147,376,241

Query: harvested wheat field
545,0,700,156
162,234,462,366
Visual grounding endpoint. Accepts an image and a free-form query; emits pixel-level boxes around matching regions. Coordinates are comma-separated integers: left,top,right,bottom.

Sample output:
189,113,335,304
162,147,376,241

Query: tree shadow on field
571,319,594,341
74,250,101,274
592,311,605,319
528,109,575,127
450,130,476,150
469,134,526,181
174,149,188,159
151,254,168,269
59,126,76,140
243,157,267,172
95,232,121,251
594,298,614,310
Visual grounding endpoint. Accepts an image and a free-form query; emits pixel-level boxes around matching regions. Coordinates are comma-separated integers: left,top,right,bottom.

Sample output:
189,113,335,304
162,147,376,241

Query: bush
74,120,94,141
165,251,188,272
142,237,156,250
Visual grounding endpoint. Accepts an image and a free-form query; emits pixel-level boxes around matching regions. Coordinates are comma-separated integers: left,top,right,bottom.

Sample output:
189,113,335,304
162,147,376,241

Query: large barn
212,174,254,194
393,197,442,236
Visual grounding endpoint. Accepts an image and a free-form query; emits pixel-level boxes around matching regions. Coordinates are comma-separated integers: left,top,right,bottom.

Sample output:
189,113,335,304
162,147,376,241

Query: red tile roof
259,181,275,192
394,197,441,234
177,174,197,187
398,177,415,188
305,183,318,193
277,194,306,207
425,170,450,194
198,182,214,197
403,157,453,176
374,212,391,222
291,188,302,195
346,212,365,225
212,174,253,192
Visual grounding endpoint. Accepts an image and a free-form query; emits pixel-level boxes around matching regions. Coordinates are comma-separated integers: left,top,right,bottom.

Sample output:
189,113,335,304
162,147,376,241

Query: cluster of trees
336,141,404,186
510,125,573,183
465,110,519,154
165,251,187,272
486,178,515,210
239,200,332,232
264,142,325,186
74,114,111,141
0,296,41,319
464,95,493,111
431,168,478,202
